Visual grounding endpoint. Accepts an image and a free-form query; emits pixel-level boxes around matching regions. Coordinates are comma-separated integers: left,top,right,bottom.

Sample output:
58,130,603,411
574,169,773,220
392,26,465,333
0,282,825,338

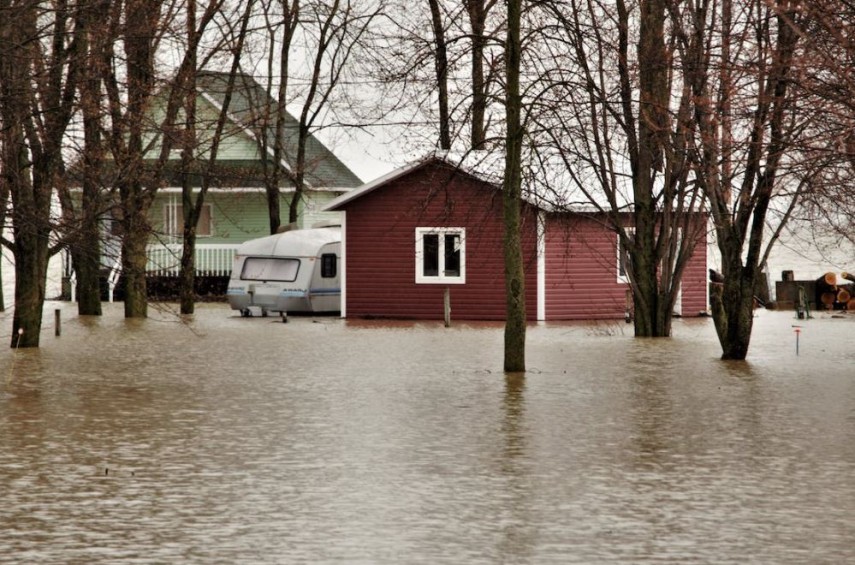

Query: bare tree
0,0,83,347
176,0,255,314
427,0,452,150
368,1,504,154
98,0,230,318
464,0,499,150
503,0,525,372
780,1,855,252
672,0,804,359
57,0,111,316
250,0,379,235
528,0,707,338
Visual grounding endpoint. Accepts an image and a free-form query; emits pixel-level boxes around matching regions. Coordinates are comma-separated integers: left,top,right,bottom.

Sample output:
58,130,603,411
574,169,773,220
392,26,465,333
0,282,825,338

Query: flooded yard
1,303,854,563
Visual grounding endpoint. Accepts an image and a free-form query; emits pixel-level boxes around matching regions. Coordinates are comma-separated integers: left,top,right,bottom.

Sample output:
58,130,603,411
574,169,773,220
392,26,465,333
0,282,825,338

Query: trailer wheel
261,309,269,318
241,308,252,317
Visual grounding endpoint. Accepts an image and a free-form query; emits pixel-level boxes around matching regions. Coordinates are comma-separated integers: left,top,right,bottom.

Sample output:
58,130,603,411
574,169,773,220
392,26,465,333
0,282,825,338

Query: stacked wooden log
843,272,855,311
816,272,855,311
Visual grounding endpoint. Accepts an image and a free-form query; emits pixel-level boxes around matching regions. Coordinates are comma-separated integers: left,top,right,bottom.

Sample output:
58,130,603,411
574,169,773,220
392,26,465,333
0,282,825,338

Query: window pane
321,254,336,278
619,233,634,278
241,258,300,282
422,234,439,276
166,204,212,236
444,233,460,276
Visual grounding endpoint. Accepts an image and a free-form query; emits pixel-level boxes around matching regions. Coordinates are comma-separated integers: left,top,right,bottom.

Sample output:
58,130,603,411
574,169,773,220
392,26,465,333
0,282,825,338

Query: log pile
844,272,855,311
815,272,855,311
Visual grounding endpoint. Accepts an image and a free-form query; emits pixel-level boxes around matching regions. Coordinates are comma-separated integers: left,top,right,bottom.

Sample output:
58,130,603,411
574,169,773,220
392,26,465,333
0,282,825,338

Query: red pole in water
793,326,801,355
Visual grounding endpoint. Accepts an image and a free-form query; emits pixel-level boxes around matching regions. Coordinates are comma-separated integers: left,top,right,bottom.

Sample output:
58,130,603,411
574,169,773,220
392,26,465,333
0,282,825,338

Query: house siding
342,162,539,320
679,222,709,316
544,215,630,319
544,214,708,319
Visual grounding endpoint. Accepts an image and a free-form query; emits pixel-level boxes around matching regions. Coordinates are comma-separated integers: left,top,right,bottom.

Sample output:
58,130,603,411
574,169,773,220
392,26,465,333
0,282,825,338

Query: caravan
226,225,341,316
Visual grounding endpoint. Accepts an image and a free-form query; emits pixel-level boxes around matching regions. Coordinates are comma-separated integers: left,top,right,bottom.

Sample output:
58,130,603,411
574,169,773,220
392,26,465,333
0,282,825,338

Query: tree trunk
74,129,104,316
0,190,7,312
631,0,671,337
11,212,49,348
72,0,105,315
73,224,103,316
503,0,525,372
122,213,149,318
179,229,196,315
711,249,757,359
466,0,490,150
428,0,451,150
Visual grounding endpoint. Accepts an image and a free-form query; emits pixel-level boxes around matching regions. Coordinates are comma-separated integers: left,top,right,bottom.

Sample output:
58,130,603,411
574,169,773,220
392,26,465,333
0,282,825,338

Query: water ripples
0,304,854,563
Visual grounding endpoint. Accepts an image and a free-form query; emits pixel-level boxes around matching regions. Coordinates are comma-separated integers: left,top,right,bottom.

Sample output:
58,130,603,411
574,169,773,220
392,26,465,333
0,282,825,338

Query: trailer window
321,254,337,278
241,258,300,282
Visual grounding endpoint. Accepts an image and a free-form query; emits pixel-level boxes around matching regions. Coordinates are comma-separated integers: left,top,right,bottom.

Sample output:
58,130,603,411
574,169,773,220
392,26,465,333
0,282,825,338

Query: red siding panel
544,215,629,320
679,221,709,316
544,214,709,319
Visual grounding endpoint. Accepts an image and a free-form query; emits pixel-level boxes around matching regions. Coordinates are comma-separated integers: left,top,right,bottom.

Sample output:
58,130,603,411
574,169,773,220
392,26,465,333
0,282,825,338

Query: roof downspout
340,211,347,319
537,210,546,321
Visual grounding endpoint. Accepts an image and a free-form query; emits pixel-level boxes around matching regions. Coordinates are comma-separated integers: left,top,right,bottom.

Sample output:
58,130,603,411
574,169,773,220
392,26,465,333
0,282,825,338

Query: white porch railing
145,243,239,276
65,243,240,302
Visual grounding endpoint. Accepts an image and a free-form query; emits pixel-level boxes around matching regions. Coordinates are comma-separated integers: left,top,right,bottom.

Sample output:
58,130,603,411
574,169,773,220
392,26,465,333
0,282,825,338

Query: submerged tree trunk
0,1,79,347
632,0,670,337
179,228,197,314
710,252,758,360
503,0,525,372
73,197,103,316
72,0,106,316
705,0,800,359
12,230,49,348
0,187,7,312
121,200,150,319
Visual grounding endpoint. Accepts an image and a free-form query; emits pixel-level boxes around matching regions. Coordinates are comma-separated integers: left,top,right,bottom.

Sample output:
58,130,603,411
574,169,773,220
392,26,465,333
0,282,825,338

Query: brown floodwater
1,303,854,564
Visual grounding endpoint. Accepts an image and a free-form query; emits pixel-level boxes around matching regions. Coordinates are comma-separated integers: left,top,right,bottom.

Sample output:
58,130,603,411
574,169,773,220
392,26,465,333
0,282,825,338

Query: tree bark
466,0,494,150
1,0,80,346
503,0,525,372
73,0,106,316
632,0,670,337
121,204,150,318
428,0,451,150
708,0,800,359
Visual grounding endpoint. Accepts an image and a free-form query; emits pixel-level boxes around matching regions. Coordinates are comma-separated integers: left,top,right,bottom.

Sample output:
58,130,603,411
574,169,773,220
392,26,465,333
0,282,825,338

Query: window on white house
164,203,213,237
415,227,465,284
617,229,635,283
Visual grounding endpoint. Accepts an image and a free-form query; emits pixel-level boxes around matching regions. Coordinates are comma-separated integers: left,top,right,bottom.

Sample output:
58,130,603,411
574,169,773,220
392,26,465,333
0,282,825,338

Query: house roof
195,71,362,189
323,151,558,212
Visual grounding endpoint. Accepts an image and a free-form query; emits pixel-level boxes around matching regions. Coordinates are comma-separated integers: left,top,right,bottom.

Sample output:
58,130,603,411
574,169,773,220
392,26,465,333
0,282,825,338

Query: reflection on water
1,303,854,563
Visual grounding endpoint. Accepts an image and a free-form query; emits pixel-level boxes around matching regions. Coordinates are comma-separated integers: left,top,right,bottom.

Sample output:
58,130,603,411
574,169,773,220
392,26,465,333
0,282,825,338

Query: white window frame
415,227,466,284
617,227,635,284
164,202,214,237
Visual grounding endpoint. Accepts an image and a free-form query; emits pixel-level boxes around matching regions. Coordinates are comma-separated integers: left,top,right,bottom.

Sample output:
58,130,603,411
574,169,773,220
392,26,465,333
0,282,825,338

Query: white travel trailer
227,225,341,316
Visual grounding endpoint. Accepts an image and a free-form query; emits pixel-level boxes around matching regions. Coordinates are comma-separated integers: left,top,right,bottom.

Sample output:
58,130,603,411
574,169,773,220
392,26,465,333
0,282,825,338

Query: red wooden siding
544,215,630,319
544,214,708,319
677,220,708,316
341,161,539,320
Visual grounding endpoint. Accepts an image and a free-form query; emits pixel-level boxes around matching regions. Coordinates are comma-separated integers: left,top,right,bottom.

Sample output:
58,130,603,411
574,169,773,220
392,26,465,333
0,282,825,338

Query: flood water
1,303,854,564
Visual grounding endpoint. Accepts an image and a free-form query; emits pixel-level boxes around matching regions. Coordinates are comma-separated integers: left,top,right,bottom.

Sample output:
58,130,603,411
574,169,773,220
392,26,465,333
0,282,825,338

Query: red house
324,155,708,321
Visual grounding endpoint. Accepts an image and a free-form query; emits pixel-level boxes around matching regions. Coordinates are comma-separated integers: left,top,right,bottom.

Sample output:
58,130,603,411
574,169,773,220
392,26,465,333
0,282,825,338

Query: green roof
196,71,362,189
